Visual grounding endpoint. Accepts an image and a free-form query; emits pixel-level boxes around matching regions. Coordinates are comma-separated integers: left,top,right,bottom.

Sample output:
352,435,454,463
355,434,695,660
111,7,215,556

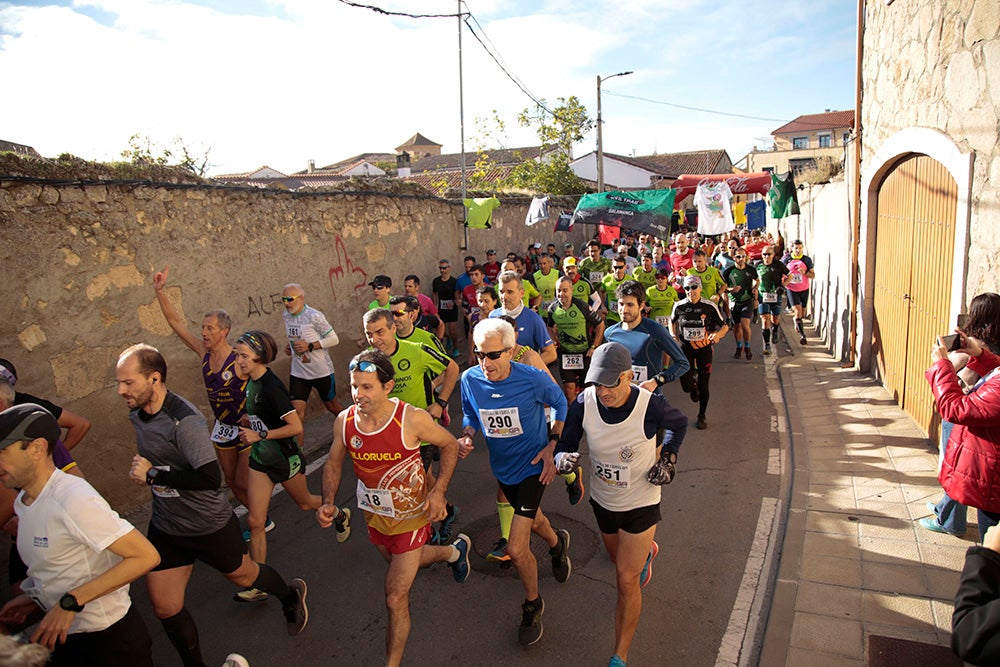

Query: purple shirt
202,350,247,425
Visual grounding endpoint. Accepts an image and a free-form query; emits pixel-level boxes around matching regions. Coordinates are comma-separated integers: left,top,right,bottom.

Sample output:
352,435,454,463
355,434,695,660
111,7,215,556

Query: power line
334,0,465,19
602,91,788,123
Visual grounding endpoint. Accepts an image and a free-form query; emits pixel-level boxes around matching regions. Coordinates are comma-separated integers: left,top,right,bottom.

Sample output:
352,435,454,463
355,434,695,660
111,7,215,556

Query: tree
121,134,212,176
505,96,593,195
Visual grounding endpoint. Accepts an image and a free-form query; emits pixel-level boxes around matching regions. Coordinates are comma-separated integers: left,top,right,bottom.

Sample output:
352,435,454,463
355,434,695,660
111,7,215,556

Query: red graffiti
328,235,368,303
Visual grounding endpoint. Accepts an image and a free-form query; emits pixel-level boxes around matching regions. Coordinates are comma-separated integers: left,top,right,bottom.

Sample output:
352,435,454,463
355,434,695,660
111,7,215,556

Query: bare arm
57,409,90,451
239,409,303,446
408,407,459,521
317,413,348,528
152,266,205,356
538,342,557,366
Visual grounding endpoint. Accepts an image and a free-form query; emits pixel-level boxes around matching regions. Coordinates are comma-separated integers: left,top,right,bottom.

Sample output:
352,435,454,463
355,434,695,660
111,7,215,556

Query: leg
507,513,541,601
291,399,308,447
612,526,657,662
382,548,424,667
279,473,322,512
246,469,276,563
146,566,204,667
216,446,250,509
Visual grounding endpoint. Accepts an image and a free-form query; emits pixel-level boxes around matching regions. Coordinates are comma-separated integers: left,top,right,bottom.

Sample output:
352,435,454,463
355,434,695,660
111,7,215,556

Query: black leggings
680,345,713,417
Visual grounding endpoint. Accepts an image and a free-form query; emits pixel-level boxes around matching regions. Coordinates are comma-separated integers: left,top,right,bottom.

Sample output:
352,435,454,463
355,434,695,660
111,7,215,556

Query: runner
600,256,633,327
367,275,393,310
562,256,600,311
782,239,815,345
489,271,557,366
459,318,571,646
533,254,561,313
645,268,681,330
546,276,605,402
555,343,688,667
390,295,446,354
756,245,790,355
317,350,470,667
115,345,309,666
671,276,729,430
631,253,657,291
722,248,758,360
579,240,612,288
431,259,461,357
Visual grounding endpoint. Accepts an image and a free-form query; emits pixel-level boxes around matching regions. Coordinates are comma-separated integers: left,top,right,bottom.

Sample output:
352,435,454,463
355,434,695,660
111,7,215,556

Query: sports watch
59,593,84,613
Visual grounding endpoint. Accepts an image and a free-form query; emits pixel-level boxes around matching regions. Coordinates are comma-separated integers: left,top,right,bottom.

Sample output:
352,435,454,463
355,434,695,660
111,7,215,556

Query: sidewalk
758,320,971,666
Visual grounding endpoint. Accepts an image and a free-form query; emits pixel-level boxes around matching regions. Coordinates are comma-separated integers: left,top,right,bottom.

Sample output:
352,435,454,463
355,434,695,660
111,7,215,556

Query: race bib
592,457,629,489
608,298,618,313
150,466,180,498
356,480,397,518
789,273,803,284
762,292,778,303
479,407,524,438
211,420,240,443
589,271,604,283
439,299,455,310
631,365,648,383
287,325,301,339
656,315,670,327
541,299,556,312
248,416,266,433
562,353,584,370
682,327,705,342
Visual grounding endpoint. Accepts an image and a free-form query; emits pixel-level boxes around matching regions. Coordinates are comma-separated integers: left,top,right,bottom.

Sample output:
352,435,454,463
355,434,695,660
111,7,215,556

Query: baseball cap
532,243,542,249
0,404,60,451
562,256,577,268
486,249,497,256
683,275,702,288
585,343,633,387
368,275,392,289
655,267,671,278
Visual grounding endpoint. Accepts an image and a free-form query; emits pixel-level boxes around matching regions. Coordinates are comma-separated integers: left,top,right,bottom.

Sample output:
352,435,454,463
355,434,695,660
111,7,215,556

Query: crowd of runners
0,226,814,667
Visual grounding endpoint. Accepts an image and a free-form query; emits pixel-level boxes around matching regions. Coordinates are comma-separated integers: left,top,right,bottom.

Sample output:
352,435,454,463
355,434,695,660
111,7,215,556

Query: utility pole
596,70,633,193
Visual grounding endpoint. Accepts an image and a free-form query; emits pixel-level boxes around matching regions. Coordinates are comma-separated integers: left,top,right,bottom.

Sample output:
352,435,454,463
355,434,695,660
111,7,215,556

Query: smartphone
941,334,962,352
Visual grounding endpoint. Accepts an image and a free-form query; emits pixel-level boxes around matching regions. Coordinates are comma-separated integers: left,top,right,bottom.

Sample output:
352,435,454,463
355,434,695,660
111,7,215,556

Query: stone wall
0,177,589,511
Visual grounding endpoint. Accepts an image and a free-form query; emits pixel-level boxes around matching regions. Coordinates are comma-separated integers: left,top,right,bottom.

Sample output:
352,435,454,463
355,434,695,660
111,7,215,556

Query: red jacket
930,349,1000,512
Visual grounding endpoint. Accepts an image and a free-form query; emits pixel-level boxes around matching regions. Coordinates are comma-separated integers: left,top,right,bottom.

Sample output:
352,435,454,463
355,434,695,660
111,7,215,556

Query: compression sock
736,340,744,349
796,318,804,335
497,502,514,541
763,329,771,345
161,607,205,667
252,562,293,604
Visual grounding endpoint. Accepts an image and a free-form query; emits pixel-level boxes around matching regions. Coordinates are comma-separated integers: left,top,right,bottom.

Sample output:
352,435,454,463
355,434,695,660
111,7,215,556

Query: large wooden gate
872,154,957,437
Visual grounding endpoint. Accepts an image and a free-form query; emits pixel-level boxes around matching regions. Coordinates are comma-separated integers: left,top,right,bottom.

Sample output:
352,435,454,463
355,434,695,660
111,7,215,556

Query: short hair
439,258,451,265
473,317,516,349
464,255,476,263
118,343,168,382
404,274,420,285
203,309,232,332
539,253,552,261
693,249,707,258
616,280,647,305
469,264,485,274
497,270,522,288
476,284,498,300
235,331,278,365
641,252,653,260
389,295,419,311
283,283,304,295
587,240,602,250
363,308,394,331
792,239,803,245
350,349,395,384
613,254,628,266
556,276,574,289
0,379,13,409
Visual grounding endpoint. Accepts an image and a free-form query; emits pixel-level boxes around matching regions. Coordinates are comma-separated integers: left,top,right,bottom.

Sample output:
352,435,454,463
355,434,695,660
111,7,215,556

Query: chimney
307,159,315,174
396,152,411,178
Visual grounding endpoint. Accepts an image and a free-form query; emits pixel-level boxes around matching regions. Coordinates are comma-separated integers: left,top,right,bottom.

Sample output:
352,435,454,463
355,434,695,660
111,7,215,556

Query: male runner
533,254,561,313
317,350,470,667
645,268,680,330
482,249,502,283
489,271,557,366
667,232,695,289
431,259,460,357
755,245,790,355
546,276,605,402
459,318,571,646
604,281,689,393
461,265,487,334
723,248,758,359
0,360,90,454
390,295,446,352
672,276,729,430
600,256,633,327
116,345,308,667
368,275,393,310
562,257,600,310
403,274,441,321
555,343,687,667
580,240,612,287
0,404,160,665
685,249,727,304
631,253,657,291
281,283,345,443
783,239,815,345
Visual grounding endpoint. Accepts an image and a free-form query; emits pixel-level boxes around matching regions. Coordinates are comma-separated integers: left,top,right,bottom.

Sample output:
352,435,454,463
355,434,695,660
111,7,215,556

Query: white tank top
582,386,661,511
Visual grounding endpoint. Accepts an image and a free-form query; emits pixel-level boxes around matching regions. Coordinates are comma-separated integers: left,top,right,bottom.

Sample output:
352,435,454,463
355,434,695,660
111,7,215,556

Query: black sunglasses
595,375,624,389
473,348,510,361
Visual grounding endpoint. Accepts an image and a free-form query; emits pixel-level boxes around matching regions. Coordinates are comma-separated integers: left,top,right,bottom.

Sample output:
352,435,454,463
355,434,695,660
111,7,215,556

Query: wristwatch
258,429,269,441
59,593,85,613
435,397,448,409
145,468,160,486
307,342,315,352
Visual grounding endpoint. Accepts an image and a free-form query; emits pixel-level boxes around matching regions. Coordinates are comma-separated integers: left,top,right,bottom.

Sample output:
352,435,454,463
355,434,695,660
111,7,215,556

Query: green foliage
121,134,211,176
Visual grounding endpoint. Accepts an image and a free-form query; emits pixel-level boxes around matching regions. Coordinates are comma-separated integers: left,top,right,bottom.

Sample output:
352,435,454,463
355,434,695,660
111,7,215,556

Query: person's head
514,257,526,275
472,318,516,382
500,260,517,274
546,243,557,256
497,270,524,311
0,404,62,490
564,242,575,256
653,244,664,261
693,249,708,271
587,240,602,260
616,281,646,325
529,243,541,255
233,330,278,379
562,257,579,279
539,254,554,273
682,275,703,301
965,293,1000,353
438,259,452,277
733,247,748,266
468,265,485,286
403,275,421,296
389,295,419,335
625,234,636,247
761,245,775,264
674,232,689,251
463,256,476,271
363,308,397,354
0,359,16,388
585,343,634,408
726,238,740,254
282,283,306,315
116,343,168,411
612,255,628,278
556,276,574,306
368,275,392,303
654,267,671,289
485,249,497,263
476,284,498,313
790,239,805,258
641,253,653,270
348,350,395,415
617,244,628,256
506,252,518,263
201,309,232,351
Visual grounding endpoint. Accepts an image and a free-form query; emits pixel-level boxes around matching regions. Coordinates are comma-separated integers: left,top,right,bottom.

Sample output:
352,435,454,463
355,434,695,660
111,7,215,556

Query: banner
768,172,800,219
672,172,772,205
569,189,676,237
553,211,573,232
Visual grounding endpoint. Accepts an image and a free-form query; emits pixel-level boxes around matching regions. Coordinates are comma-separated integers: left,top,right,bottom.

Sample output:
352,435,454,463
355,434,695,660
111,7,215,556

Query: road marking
768,389,782,404
234,452,329,518
767,448,780,475
715,496,779,667
769,415,785,433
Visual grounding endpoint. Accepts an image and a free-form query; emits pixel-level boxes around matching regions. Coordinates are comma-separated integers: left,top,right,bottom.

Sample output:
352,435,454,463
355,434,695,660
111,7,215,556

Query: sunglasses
613,265,626,270
734,255,747,260
762,253,773,257
281,296,299,303
684,286,700,291
595,375,624,389
390,310,409,317
439,266,449,270
372,284,389,289
349,359,379,373
473,348,510,361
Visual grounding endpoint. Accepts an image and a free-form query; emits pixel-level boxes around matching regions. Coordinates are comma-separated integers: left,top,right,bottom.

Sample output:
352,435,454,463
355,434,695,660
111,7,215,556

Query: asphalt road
85,332,788,666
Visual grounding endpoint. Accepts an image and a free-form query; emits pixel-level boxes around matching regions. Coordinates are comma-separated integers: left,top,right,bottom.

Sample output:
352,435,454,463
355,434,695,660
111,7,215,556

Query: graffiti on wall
247,293,285,318
328,235,368,304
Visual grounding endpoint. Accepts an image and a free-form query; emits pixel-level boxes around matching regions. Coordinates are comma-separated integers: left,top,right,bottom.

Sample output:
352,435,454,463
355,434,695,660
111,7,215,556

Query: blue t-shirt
605,318,689,384
488,307,553,352
461,362,568,485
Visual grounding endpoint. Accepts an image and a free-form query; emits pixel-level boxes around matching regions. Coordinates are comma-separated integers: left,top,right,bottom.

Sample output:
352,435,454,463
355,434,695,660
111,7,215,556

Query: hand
553,451,580,475
958,332,983,358
285,343,293,356
639,378,658,392
423,489,447,522
689,338,710,350
533,444,557,484
931,338,948,363
0,595,40,627
586,347,596,358
238,415,251,428
152,265,169,291
316,504,337,529
238,427,261,445
427,403,443,420
647,453,677,485
984,524,1000,553
291,340,310,354
129,455,152,486
457,435,474,459
32,606,76,651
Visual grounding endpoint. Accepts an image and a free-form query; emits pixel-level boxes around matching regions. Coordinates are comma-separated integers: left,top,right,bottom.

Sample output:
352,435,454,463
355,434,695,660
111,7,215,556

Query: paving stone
789,612,863,658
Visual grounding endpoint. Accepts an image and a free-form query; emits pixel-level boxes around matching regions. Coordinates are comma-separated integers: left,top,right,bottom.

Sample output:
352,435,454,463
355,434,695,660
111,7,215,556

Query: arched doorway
871,154,957,438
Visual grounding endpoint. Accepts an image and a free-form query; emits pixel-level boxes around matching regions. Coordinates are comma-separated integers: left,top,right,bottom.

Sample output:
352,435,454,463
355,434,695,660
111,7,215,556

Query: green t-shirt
579,257,612,284
632,267,657,290
545,297,602,353
368,299,391,311
387,339,449,410
570,276,594,303
756,261,789,294
646,285,680,326
534,269,560,310
398,327,446,355
723,265,757,303
601,273,631,323
686,266,726,299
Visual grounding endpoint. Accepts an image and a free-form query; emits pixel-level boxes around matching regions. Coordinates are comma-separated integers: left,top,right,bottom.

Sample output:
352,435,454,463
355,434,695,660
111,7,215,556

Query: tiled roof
309,153,397,174
213,165,288,181
401,165,520,193
630,149,732,178
771,110,855,136
0,139,40,157
395,133,442,150
411,146,548,171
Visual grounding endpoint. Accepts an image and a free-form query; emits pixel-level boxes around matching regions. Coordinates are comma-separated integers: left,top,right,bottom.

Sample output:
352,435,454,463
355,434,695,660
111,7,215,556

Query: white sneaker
232,587,268,603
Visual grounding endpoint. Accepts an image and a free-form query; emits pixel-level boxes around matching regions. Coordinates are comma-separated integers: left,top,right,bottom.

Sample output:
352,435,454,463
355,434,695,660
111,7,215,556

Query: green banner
569,189,676,237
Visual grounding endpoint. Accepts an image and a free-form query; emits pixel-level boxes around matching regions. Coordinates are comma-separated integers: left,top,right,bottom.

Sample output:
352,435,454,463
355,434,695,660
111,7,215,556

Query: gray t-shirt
130,392,232,536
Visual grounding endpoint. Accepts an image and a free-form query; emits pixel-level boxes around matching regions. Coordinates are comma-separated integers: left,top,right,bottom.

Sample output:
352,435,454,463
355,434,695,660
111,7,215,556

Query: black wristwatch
307,342,315,352
435,397,448,409
59,593,85,613
258,429,268,441
145,468,160,486
654,373,667,387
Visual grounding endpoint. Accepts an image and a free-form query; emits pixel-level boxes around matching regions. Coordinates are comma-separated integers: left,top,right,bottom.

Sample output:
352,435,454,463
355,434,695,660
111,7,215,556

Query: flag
525,196,549,226
569,189,677,237
768,172,800,219
553,211,573,232
598,223,618,245
464,197,500,228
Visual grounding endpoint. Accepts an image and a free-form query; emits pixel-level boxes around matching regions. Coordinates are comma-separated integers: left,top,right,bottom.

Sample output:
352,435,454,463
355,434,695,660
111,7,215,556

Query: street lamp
596,70,633,193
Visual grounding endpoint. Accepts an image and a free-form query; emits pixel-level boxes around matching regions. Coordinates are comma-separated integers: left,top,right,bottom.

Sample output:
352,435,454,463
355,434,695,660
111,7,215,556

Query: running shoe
565,465,585,506
918,516,963,537
763,345,772,356
431,505,460,545
450,533,471,583
696,415,707,430
772,326,781,343
639,541,660,589
800,335,807,345
734,349,742,359
233,587,268,603
689,384,700,403
550,529,572,583
609,655,627,667
745,348,753,361
283,578,308,636
242,517,276,542
487,537,511,562
223,654,250,667
518,597,545,646
335,508,352,544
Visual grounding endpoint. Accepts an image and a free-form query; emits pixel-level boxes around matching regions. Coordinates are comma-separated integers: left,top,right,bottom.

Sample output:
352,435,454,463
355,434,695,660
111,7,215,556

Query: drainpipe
847,0,864,368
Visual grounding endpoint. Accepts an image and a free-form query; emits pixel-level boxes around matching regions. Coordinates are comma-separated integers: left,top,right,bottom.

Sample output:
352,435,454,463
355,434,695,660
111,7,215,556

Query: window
789,158,816,174
843,132,851,145
818,134,831,148
792,137,809,149
762,166,774,173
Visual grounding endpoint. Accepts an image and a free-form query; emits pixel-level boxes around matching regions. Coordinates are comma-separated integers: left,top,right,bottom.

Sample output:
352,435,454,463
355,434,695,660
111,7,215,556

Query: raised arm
152,266,204,355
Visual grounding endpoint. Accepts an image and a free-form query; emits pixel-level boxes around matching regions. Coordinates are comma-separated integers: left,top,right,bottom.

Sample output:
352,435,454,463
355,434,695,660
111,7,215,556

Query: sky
0,0,858,176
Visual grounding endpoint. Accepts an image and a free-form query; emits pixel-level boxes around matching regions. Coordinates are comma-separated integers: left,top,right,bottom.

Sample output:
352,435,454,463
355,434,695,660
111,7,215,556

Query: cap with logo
585,343,633,386
562,256,577,268
368,275,392,289
683,275,702,288
0,404,60,451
